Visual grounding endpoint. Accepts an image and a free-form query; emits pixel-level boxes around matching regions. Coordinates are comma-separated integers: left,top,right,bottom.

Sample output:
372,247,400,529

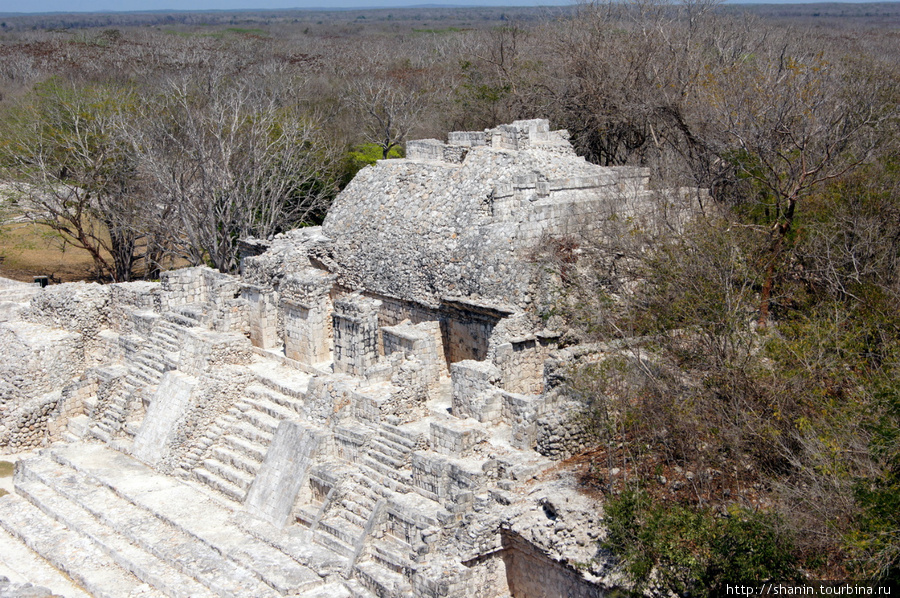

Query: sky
0,0,893,15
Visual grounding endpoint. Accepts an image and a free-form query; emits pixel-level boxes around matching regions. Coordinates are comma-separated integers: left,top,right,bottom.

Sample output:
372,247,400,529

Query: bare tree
128,75,342,273
344,77,430,159
0,80,147,281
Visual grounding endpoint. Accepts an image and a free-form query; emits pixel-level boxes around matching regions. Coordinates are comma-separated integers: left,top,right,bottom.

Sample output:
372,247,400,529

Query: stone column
332,293,382,376
280,269,336,365
242,284,279,350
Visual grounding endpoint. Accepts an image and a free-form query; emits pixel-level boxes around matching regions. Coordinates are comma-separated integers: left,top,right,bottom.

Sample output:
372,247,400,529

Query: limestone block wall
178,329,253,376
500,530,603,598
333,293,382,376
130,310,160,339
535,399,592,460
24,282,111,364
95,329,124,363
0,322,84,399
108,281,161,335
160,266,211,306
305,376,357,426
382,321,443,389
451,360,503,423
493,335,558,395
280,269,336,364
503,392,539,451
243,284,280,349
0,362,92,452
0,391,62,452
430,418,486,457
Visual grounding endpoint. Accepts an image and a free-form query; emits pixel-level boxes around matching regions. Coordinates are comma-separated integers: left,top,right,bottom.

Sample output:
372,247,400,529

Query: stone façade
0,120,689,597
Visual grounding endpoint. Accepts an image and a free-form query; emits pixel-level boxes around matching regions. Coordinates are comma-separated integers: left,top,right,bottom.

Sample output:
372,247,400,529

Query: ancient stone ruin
0,120,690,597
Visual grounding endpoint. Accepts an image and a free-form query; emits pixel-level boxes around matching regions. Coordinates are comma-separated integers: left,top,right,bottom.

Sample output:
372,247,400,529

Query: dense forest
1,2,899,592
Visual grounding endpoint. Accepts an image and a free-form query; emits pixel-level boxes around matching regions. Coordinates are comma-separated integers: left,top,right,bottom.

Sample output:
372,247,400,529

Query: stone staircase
313,472,382,558
0,443,350,598
129,315,187,389
301,471,416,598
88,316,191,445
164,305,207,329
191,367,311,504
85,366,135,444
359,423,420,491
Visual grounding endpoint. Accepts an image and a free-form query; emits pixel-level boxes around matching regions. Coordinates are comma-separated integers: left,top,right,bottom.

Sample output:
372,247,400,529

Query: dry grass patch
0,461,13,477
0,222,103,282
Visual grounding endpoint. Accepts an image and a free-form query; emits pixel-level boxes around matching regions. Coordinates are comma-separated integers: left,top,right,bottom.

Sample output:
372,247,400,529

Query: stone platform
0,120,680,597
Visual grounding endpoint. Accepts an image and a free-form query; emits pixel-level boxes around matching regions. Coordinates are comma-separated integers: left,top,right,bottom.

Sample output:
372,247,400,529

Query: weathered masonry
0,120,692,597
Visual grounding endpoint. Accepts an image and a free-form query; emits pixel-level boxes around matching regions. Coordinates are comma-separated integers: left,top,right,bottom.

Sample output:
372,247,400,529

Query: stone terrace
0,121,682,598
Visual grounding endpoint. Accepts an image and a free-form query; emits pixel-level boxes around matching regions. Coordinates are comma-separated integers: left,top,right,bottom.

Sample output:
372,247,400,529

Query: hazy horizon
1,0,897,17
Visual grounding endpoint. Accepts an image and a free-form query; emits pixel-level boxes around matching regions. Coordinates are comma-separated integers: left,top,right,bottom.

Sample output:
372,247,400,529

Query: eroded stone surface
0,120,695,597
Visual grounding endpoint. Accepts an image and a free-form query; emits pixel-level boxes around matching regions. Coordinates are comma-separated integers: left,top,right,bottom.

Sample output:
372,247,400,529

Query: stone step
249,363,312,400
150,328,180,347
365,447,404,471
211,445,261,476
230,421,275,447
246,384,305,416
131,353,170,379
152,324,181,339
0,493,166,598
370,537,415,574
295,505,320,527
235,512,346,578
15,457,274,598
344,578,380,598
0,525,92,598
51,444,325,596
151,324,180,340
156,319,184,334
243,389,299,422
241,408,280,436
337,508,368,530
378,424,418,450
371,436,415,462
317,516,363,551
339,491,377,515
202,457,255,490
164,312,200,329
132,352,166,371
224,434,267,463
101,404,126,421
358,463,411,495
15,477,216,598
90,425,113,443
314,528,355,559
130,364,159,386
361,456,411,486
123,421,141,438
193,466,247,503
355,558,415,598
369,438,407,463
151,341,180,356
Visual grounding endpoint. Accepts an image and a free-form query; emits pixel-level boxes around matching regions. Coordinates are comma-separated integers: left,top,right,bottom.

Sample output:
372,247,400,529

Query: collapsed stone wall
322,119,658,311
